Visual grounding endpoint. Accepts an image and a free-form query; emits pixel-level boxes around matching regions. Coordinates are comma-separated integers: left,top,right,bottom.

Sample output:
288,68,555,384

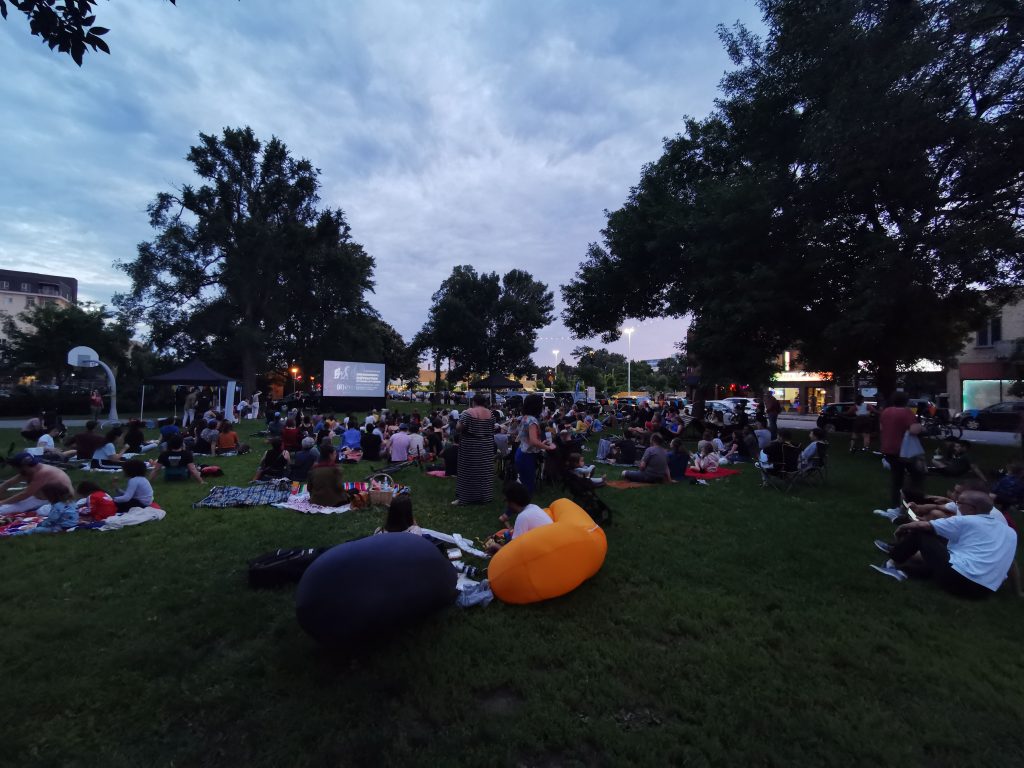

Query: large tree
2,302,129,388
563,0,1024,398
115,127,394,395
0,0,176,65
415,266,554,382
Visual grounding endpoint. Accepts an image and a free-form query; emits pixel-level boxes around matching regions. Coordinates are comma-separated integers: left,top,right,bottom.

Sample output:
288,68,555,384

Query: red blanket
685,467,741,480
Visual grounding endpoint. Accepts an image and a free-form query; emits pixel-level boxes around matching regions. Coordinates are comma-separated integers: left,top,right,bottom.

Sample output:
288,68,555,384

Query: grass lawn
2,411,1023,767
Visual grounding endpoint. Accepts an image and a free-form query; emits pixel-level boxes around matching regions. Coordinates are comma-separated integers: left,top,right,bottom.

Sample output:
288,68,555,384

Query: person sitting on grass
667,438,691,481
289,437,317,482
798,428,827,471
253,437,290,482
373,496,422,535
9,482,78,535
123,419,159,454
621,433,673,484
194,419,218,454
37,424,76,460
267,413,283,438
929,439,986,481
485,481,553,553
753,420,772,451
693,443,721,473
215,420,240,455
111,459,155,513
360,423,382,462
870,490,1017,598
151,435,204,484
91,428,126,468
306,445,350,507
991,462,1024,511
342,420,362,453
75,480,117,521
0,453,75,515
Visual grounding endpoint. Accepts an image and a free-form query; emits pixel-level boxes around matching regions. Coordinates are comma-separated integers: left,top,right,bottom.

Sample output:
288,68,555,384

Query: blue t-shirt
343,428,362,450
160,424,181,441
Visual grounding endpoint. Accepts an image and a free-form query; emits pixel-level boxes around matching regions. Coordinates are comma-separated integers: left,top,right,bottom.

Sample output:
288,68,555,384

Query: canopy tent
144,359,239,422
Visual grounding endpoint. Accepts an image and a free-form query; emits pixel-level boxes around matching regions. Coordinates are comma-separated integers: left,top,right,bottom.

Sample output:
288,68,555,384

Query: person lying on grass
0,452,74,515
374,496,422,536
621,433,674,484
151,435,204,484
929,438,986,481
8,482,78,535
485,481,553,553
871,490,1018,598
111,460,155,513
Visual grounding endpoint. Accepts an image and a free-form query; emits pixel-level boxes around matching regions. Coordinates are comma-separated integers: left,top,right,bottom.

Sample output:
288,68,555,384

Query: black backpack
248,547,327,588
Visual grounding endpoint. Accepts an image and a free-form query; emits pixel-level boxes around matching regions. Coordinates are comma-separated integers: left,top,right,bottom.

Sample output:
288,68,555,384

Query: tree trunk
434,351,442,392
242,344,257,400
874,360,898,404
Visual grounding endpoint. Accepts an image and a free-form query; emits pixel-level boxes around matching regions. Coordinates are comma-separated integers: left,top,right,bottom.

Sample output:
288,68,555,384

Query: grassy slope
2,411,1022,768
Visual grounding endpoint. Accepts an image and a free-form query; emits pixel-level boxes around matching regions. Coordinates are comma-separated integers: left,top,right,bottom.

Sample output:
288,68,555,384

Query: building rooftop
0,269,78,303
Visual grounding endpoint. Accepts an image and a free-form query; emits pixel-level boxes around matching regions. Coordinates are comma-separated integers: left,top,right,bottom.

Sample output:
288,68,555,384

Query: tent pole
139,385,145,421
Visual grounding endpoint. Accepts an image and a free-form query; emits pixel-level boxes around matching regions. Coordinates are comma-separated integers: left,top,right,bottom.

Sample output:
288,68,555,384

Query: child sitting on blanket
75,480,117,521
374,496,423,535
111,459,155,513
693,443,721,473
667,438,692,482
12,483,78,535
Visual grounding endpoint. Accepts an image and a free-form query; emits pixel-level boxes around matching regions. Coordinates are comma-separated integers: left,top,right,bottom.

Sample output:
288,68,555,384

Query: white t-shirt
512,504,553,539
407,433,425,458
932,511,1017,591
37,434,55,450
93,442,117,462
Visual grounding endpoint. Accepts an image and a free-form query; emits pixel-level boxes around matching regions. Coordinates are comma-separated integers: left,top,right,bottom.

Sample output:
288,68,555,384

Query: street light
623,327,635,395
290,366,299,394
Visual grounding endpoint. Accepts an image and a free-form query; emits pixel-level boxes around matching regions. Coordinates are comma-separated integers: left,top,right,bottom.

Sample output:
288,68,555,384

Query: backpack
247,547,328,588
200,465,223,477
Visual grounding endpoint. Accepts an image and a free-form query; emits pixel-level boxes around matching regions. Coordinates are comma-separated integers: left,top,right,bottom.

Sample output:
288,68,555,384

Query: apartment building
0,269,78,352
946,299,1024,411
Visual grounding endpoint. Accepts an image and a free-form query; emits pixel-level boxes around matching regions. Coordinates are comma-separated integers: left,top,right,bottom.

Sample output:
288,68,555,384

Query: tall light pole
290,366,299,394
552,350,559,390
623,327,635,394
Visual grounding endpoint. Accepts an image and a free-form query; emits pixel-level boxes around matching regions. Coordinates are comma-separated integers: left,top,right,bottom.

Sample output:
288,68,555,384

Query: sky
0,0,763,367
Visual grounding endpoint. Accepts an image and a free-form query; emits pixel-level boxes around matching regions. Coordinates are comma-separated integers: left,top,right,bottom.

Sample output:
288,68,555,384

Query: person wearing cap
0,452,75,514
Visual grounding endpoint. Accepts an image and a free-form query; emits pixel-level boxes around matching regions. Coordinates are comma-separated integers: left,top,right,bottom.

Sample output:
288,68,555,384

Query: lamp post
623,327,635,395
552,350,559,390
290,366,299,394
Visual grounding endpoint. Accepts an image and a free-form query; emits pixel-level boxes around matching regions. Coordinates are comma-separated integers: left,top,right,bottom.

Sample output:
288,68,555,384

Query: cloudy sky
0,0,762,365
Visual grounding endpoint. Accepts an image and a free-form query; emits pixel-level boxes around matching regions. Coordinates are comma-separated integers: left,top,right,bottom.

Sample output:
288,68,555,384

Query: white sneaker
869,560,907,582
873,539,893,554
872,508,900,521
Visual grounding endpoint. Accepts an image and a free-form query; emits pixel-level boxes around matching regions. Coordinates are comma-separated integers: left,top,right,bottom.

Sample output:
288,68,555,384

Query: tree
415,266,554,382
3,302,129,388
563,0,1024,399
0,0,176,65
115,127,384,396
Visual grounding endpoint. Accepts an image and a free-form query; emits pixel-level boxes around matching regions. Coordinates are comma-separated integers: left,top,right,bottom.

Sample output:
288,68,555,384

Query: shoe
621,470,628,478
696,479,709,486
869,560,907,582
450,499,461,506
872,508,899,521
873,539,893,554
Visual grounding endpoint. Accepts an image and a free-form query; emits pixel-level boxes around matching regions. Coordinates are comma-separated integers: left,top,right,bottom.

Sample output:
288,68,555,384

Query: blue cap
9,451,39,468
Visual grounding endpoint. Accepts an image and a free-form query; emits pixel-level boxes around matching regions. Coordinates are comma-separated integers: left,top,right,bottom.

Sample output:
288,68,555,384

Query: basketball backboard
67,346,100,367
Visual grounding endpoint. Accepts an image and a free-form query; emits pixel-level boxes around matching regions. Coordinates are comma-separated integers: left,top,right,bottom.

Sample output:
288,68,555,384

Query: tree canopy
2,302,129,387
0,0,176,65
115,127,414,394
414,266,554,383
562,0,1024,397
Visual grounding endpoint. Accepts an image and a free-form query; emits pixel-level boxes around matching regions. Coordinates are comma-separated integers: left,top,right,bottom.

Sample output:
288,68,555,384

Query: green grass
2,413,1022,768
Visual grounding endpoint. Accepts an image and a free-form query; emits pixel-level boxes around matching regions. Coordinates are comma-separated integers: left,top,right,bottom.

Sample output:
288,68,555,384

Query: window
20,282,30,292
975,315,1002,348
0,281,8,289
25,296,35,307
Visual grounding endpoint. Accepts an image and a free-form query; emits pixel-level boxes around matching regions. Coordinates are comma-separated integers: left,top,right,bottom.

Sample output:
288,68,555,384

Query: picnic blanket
193,479,291,509
685,467,740,480
273,492,352,515
0,506,165,537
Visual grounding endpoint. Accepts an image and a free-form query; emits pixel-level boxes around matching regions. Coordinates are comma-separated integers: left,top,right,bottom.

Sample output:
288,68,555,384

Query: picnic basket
367,473,395,506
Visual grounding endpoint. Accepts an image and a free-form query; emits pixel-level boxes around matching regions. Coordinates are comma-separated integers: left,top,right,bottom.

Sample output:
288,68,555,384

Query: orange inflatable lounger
489,498,608,605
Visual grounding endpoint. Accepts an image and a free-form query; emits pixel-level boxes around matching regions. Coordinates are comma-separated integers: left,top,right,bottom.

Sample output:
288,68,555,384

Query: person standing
876,391,924,517
763,392,781,439
89,390,103,422
250,391,260,420
182,387,198,428
512,393,556,496
454,393,497,506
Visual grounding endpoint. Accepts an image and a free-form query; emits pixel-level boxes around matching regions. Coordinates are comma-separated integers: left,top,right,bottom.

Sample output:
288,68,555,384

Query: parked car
722,397,757,416
956,401,1024,432
816,401,879,434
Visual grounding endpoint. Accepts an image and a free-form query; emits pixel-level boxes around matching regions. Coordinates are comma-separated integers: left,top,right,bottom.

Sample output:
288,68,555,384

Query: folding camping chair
559,465,613,527
757,441,802,492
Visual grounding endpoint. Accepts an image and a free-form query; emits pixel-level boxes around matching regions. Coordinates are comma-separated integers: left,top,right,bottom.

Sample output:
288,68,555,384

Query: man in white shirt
872,491,1017,597
387,424,412,462
406,424,426,460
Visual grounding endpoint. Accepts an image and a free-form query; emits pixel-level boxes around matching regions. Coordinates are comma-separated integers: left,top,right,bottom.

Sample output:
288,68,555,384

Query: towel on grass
273,493,352,515
685,467,741,480
0,507,165,537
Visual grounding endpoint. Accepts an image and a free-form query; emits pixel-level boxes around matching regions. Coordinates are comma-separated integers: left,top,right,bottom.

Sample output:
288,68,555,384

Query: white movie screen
323,360,386,398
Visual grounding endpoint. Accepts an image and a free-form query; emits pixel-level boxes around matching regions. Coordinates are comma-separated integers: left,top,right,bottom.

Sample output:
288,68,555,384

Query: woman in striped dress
454,393,496,505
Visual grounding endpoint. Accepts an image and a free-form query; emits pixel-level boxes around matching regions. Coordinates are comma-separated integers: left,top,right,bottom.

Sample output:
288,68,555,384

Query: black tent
147,359,234,385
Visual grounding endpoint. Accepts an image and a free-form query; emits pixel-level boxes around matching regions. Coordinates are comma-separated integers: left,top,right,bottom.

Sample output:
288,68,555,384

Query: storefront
769,371,837,414
948,362,1023,411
